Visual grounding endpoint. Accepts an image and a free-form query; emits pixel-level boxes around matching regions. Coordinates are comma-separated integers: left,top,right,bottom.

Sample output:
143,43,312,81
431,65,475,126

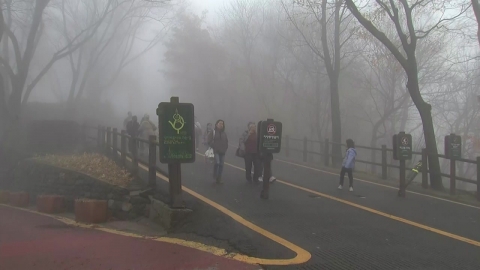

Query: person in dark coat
126,116,140,154
208,119,228,184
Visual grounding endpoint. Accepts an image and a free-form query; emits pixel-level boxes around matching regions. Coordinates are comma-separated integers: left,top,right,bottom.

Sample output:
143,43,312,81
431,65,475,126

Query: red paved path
0,206,259,270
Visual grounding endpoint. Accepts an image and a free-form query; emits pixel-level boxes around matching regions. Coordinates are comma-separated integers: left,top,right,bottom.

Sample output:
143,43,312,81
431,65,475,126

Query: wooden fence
84,125,185,205
280,135,480,201
85,125,480,202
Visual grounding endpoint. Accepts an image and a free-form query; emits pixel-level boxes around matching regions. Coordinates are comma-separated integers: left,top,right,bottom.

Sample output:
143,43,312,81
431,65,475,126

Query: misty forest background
1,0,480,190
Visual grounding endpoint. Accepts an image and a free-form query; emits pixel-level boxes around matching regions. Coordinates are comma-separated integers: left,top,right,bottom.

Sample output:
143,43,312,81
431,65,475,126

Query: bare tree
0,0,50,136
44,0,174,118
345,0,469,189
473,0,480,45
283,0,358,165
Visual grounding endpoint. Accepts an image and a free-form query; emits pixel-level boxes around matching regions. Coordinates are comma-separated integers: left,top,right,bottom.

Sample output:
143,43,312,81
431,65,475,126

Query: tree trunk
330,75,342,166
415,95,443,189
472,0,480,46
370,123,381,174
398,104,409,132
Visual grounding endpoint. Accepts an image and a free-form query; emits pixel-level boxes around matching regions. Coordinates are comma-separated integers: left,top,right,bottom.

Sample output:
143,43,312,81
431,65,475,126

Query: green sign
393,132,412,160
156,97,195,163
257,119,282,153
445,134,461,159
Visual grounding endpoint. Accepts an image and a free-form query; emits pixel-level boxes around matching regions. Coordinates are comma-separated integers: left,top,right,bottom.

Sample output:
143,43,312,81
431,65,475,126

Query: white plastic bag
205,148,214,158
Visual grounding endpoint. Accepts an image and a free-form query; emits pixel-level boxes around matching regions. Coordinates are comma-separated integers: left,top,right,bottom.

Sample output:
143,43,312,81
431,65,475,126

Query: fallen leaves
35,153,133,187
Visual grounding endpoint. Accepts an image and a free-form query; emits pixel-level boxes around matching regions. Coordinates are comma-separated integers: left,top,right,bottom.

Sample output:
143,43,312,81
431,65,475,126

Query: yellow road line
276,180,480,247
136,162,311,265
118,152,311,265
0,204,234,258
274,158,480,210
199,152,480,247
226,142,480,209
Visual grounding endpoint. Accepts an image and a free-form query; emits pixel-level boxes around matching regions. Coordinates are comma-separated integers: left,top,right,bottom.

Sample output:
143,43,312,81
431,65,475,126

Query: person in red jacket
243,123,262,183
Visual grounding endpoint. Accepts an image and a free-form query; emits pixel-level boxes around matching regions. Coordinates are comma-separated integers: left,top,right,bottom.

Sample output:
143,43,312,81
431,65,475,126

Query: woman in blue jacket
338,139,357,192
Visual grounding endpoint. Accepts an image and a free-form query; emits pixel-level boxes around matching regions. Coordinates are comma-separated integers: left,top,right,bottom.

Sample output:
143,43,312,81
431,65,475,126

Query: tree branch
345,0,408,69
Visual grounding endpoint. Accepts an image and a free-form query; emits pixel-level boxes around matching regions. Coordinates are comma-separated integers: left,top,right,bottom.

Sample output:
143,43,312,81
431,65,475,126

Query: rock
127,212,137,220
108,199,115,208
121,202,132,212
132,204,145,215
144,204,151,217
130,196,150,205
76,179,85,185
113,187,127,194
130,188,153,197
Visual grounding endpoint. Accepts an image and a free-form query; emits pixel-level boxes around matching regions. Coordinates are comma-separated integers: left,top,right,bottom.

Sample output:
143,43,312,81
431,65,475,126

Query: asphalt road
148,146,480,270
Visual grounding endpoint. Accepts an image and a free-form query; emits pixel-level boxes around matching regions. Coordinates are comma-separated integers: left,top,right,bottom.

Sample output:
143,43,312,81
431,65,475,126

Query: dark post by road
132,136,138,174
303,136,307,162
324,138,330,167
285,135,290,157
261,153,273,200
148,135,157,188
381,145,387,180
477,157,480,201
112,128,118,159
450,158,456,195
121,130,126,167
258,119,282,200
398,160,406,197
168,163,184,208
97,125,102,148
422,148,428,189
106,127,112,156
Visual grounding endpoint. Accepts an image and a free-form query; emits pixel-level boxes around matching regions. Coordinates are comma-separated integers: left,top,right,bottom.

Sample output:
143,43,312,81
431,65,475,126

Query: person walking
239,122,262,183
208,120,228,184
139,114,157,155
126,116,140,155
203,123,213,163
203,123,213,147
338,139,357,192
123,112,132,129
195,118,202,151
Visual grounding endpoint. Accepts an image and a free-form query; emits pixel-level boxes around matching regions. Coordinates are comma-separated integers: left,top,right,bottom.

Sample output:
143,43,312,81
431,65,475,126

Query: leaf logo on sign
168,109,185,134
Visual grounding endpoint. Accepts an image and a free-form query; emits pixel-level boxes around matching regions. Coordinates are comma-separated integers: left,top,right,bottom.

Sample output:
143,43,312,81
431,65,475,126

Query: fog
0,0,479,190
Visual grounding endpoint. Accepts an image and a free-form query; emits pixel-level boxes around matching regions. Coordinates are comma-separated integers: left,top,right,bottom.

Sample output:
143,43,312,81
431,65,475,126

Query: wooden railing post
97,125,102,148
112,128,118,159
106,127,112,156
324,138,330,167
285,135,290,158
398,159,406,197
303,136,308,162
121,130,127,167
422,148,428,189
149,135,157,188
132,135,138,174
476,157,480,201
450,157,456,195
381,145,387,180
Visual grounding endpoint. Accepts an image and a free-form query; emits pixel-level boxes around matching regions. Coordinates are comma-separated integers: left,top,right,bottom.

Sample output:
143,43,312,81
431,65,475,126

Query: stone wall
11,159,149,220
